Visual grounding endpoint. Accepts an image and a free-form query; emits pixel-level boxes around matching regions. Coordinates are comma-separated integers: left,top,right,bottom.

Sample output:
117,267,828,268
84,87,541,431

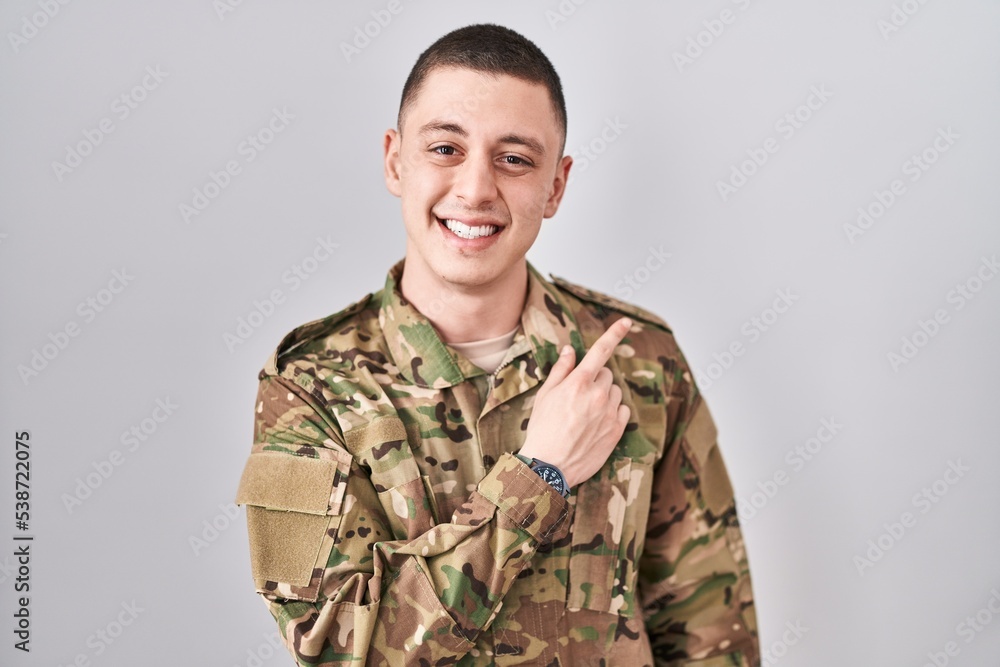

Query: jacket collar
378,258,583,389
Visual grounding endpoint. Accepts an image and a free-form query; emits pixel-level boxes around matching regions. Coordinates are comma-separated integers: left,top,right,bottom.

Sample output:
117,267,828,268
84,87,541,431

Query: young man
236,23,759,667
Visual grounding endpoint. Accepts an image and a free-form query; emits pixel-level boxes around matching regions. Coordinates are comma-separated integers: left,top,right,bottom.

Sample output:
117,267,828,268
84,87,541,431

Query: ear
542,154,573,218
383,128,402,197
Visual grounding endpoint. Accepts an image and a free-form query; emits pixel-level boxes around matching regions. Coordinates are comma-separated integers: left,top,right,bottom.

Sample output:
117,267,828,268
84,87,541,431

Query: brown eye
502,155,531,166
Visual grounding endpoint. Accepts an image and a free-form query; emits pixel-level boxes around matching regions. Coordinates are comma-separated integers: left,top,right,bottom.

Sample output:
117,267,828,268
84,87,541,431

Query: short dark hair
397,23,567,155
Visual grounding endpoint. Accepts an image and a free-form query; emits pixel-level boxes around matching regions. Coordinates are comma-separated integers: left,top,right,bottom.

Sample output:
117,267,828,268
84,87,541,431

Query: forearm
253,452,569,666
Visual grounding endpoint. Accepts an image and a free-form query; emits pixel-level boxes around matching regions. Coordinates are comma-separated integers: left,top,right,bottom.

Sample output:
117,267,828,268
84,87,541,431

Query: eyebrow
418,120,546,157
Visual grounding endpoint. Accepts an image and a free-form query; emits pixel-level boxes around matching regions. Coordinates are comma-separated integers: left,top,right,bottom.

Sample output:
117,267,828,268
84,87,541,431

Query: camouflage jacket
235,258,760,666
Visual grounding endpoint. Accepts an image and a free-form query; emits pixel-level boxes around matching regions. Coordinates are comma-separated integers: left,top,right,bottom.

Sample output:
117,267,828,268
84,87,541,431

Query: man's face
383,66,572,289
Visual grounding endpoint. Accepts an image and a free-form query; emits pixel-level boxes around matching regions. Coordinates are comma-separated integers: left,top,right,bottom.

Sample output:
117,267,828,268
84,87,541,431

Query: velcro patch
236,449,349,515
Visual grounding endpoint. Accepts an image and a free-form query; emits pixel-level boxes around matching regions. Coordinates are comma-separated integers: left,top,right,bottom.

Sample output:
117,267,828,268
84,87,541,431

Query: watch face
534,465,566,494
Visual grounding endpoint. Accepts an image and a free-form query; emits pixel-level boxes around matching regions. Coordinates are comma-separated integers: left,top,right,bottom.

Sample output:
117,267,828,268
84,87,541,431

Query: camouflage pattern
235,258,760,666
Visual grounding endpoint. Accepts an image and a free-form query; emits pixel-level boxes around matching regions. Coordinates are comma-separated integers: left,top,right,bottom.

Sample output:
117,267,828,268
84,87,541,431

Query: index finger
574,317,632,378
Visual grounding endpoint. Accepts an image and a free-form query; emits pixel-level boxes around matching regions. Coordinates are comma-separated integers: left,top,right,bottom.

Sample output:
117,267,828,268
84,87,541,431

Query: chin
434,261,495,285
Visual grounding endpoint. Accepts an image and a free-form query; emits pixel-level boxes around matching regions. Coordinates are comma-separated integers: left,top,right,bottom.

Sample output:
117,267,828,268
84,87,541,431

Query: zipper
489,356,515,384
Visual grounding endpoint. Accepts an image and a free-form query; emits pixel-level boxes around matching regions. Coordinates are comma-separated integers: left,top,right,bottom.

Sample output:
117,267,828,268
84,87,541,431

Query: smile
437,217,501,239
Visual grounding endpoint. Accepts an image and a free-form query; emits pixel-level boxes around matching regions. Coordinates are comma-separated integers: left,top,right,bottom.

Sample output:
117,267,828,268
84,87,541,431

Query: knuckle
590,341,611,357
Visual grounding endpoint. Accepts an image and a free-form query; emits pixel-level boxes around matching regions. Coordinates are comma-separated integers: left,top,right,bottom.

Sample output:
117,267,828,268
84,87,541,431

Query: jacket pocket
235,447,353,602
347,416,440,540
565,456,653,617
374,474,440,540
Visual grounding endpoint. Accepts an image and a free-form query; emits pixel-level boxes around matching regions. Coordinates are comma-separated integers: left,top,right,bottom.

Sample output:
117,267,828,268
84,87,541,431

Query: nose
452,154,498,208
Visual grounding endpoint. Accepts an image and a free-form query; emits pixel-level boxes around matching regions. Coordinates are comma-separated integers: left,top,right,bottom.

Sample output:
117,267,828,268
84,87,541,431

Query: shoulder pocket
681,400,735,517
236,447,352,602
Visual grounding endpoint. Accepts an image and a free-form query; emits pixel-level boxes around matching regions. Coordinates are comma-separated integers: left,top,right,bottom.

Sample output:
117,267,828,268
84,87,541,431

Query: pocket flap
236,449,351,516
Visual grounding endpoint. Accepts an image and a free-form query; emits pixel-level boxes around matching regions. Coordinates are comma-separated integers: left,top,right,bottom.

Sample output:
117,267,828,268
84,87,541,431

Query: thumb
542,345,576,387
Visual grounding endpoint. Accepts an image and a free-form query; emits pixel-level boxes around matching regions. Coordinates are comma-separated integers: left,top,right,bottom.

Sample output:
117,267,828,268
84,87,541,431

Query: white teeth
442,218,498,239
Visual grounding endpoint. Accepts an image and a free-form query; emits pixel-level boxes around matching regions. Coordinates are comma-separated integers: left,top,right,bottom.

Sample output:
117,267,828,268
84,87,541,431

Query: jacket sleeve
638,374,760,667
235,370,570,666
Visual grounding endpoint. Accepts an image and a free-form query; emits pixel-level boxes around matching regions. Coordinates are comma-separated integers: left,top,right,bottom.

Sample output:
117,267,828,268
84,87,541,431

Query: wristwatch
515,453,570,498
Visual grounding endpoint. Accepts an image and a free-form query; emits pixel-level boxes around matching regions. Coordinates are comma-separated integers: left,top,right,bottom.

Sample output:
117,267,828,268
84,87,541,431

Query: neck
399,256,527,344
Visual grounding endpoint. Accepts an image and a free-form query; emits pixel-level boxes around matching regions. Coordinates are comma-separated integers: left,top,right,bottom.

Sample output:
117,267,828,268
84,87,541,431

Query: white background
2,1,999,665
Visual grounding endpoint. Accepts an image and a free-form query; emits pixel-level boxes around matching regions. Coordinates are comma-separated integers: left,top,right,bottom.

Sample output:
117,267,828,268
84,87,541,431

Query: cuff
476,452,570,543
